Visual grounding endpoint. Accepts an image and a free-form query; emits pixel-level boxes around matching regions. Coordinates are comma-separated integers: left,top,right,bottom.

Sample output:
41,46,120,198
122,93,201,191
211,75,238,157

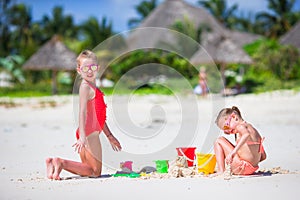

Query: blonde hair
76,50,98,68
215,106,243,125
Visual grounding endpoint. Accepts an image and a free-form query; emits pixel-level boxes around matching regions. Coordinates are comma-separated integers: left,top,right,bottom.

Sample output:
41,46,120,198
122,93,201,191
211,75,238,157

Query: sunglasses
80,64,99,73
223,115,232,133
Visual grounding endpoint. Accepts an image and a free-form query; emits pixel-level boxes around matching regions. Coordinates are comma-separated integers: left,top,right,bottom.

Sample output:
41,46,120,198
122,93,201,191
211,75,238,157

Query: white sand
0,90,299,200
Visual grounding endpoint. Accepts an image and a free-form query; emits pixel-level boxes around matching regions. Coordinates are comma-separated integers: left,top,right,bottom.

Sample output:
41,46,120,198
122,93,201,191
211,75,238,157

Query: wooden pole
52,70,58,95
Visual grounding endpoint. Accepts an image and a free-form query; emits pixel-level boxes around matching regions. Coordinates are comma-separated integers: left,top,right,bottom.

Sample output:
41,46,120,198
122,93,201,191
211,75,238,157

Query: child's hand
72,139,86,153
225,151,235,164
107,135,122,151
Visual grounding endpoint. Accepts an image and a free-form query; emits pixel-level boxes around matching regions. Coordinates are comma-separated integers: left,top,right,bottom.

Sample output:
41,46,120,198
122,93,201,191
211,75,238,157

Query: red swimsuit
76,82,107,140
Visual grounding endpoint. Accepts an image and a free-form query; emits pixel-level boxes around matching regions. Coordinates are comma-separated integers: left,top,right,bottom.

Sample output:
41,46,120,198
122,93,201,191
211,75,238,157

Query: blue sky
17,0,300,33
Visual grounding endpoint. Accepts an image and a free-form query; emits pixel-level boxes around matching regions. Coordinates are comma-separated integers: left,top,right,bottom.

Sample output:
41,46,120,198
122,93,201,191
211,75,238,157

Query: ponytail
231,106,242,118
215,106,243,124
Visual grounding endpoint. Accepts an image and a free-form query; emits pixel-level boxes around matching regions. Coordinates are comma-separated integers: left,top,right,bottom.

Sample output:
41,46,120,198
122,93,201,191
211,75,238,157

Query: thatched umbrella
127,0,258,87
191,35,253,65
127,0,260,51
225,29,261,48
190,35,253,85
127,0,225,49
23,35,77,94
280,21,300,51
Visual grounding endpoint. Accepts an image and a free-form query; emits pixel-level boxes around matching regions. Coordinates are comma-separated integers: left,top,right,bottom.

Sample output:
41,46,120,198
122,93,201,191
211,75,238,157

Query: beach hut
280,21,300,51
23,35,77,94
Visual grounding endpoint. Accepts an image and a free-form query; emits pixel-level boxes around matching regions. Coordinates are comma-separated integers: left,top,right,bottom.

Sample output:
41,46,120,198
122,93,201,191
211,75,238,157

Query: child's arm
226,125,250,163
103,123,122,151
73,83,90,153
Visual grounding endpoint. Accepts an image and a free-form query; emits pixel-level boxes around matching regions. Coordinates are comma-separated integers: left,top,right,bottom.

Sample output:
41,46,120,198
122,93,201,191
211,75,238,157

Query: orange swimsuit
233,137,265,175
76,82,107,140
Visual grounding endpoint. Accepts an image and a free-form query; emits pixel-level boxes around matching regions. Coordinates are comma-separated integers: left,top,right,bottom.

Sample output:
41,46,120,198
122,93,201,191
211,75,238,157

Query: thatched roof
127,0,260,52
225,30,261,48
23,35,77,71
139,0,225,34
190,36,253,65
127,0,225,49
280,21,300,51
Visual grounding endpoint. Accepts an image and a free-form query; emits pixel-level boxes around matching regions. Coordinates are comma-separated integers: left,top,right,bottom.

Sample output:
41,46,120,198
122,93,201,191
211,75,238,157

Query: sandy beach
0,90,299,200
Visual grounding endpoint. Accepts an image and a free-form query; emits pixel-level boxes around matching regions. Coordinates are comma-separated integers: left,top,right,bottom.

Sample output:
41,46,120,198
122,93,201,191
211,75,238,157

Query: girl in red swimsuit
46,50,122,180
214,106,266,176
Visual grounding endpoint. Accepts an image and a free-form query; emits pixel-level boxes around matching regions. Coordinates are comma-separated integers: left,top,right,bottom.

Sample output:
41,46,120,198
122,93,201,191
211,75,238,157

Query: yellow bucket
196,153,216,174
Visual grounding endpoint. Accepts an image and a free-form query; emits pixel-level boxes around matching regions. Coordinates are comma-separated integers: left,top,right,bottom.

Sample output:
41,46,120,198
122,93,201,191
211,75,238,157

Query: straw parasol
23,35,77,94
127,0,260,51
280,21,300,51
225,29,261,48
127,0,226,50
190,35,253,65
190,35,253,85
139,0,225,34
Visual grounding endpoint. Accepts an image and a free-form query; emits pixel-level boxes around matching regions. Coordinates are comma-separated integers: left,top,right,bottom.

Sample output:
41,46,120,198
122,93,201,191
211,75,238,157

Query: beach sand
0,90,299,200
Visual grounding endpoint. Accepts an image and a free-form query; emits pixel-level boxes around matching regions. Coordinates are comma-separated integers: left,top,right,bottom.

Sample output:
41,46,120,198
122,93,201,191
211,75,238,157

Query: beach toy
128,172,141,178
113,172,140,178
196,153,216,175
155,160,169,173
120,161,133,172
138,166,156,174
176,147,196,167
113,173,129,177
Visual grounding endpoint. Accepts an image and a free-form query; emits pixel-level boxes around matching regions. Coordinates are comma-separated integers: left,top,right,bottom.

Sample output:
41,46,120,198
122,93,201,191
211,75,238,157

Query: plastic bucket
155,160,169,173
176,147,196,167
196,153,216,174
120,161,133,171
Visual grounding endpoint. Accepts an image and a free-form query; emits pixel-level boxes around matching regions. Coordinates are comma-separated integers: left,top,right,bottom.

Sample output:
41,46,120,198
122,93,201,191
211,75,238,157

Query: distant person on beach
194,66,208,97
214,106,266,175
46,50,122,180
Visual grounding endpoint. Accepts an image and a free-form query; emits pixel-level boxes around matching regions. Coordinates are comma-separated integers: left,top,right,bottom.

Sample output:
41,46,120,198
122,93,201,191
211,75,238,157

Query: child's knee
215,136,226,145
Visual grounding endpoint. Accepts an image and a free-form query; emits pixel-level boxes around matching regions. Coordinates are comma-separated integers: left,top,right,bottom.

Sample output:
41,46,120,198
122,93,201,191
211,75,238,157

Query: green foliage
255,0,300,38
243,38,300,92
0,55,25,83
40,6,78,40
198,0,238,29
79,16,113,50
109,50,197,83
1,0,300,97
0,79,73,97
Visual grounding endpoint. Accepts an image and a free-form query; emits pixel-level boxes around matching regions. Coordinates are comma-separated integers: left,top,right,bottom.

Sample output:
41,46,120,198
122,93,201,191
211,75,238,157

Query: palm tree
256,0,300,38
128,0,158,29
8,3,42,58
79,16,113,49
0,0,15,56
171,16,211,43
40,6,78,41
232,12,267,34
198,0,238,29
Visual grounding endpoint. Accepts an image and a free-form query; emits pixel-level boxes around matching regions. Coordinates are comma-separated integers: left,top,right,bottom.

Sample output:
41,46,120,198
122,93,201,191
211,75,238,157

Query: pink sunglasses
80,64,99,73
223,115,233,134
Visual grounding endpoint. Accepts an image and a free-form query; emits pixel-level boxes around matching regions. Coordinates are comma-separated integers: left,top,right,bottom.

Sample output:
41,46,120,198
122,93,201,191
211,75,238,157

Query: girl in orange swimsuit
46,50,122,180
214,106,267,176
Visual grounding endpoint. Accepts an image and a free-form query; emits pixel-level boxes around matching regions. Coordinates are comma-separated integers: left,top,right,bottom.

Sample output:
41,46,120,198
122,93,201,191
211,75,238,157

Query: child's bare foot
45,158,54,179
52,157,63,180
